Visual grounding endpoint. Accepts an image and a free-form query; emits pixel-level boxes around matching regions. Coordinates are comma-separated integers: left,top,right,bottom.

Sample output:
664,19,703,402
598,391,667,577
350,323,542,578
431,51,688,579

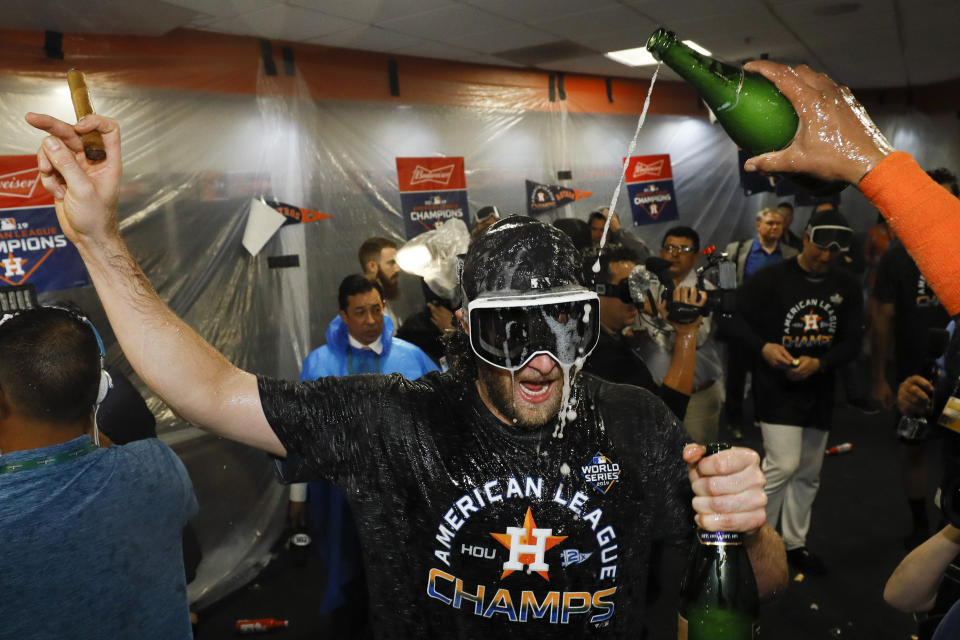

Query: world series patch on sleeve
0,155,90,292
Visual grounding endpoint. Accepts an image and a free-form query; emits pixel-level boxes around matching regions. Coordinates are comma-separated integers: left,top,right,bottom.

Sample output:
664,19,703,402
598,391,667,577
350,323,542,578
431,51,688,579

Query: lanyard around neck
347,349,381,375
0,441,98,475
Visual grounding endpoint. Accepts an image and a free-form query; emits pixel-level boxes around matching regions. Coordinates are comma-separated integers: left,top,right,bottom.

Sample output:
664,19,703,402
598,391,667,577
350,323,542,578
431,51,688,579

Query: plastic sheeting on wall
1,53,958,610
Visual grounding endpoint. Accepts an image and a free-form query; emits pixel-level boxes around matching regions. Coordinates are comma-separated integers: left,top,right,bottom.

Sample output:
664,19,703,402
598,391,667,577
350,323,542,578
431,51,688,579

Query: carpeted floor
195,400,933,639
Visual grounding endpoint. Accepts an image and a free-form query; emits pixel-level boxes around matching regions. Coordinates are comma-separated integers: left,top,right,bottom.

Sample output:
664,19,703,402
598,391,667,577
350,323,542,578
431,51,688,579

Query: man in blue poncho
301,274,438,379
293,274,437,634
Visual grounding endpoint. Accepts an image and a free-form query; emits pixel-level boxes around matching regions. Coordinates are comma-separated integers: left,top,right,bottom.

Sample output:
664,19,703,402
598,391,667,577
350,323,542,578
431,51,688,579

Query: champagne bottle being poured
646,28,846,196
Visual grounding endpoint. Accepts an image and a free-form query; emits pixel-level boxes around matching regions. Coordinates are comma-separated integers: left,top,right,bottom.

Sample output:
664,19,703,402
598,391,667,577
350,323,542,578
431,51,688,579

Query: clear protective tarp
1,43,958,609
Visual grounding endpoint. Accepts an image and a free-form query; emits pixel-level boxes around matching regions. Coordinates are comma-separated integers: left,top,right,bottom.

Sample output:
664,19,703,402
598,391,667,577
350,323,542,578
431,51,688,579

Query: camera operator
723,208,863,576
581,244,705,421
633,227,724,444
891,319,960,638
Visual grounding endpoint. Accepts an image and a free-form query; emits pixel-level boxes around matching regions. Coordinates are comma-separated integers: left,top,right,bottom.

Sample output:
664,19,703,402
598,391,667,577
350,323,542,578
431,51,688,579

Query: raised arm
26,112,284,456
742,61,960,315
661,286,705,396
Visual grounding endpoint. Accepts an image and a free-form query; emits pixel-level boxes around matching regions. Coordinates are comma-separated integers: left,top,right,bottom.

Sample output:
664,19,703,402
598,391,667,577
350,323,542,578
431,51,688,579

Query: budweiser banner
525,180,592,215
396,157,469,239
624,154,679,226
0,155,89,292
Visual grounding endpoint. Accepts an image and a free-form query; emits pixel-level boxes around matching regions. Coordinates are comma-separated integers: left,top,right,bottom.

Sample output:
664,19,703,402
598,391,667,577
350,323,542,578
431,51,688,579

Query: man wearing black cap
28,112,788,637
725,208,863,576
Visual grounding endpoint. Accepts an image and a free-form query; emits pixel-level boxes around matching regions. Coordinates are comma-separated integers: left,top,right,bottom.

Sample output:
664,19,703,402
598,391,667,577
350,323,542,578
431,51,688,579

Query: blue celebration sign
398,190,471,238
396,157,469,239
0,156,90,292
624,154,679,226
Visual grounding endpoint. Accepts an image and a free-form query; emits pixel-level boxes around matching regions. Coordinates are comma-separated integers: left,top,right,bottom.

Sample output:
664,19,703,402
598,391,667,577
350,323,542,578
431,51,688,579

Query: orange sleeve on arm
859,151,960,315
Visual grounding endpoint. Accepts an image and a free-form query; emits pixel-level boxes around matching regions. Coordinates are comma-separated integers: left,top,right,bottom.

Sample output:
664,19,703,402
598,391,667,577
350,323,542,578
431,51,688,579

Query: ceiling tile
3,0,204,36
460,0,620,22
445,25,559,52
532,4,657,39
569,25,661,53
661,11,788,44
388,42,525,67
376,4,523,37
305,26,425,51
161,0,269,19
388,40,483,60
201,4,365,41
769,0,895,30
287,0,457,24
624,0,759,22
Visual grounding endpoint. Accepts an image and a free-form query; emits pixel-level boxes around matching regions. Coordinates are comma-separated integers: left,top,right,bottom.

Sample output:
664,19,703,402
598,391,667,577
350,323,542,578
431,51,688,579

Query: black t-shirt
726,258,863,429
583,328,690,420
259,371,692,638
874,244,950,382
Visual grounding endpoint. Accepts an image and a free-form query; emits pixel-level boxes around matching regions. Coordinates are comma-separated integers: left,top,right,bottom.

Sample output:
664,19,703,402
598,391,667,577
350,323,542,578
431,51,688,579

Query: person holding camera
581,243,705,421
889,319,960,638
633,227,724,444
724,208,863,576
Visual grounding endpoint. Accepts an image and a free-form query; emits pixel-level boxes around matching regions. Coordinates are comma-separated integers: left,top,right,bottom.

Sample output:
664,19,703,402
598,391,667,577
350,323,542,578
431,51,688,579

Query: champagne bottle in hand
678,442,759,640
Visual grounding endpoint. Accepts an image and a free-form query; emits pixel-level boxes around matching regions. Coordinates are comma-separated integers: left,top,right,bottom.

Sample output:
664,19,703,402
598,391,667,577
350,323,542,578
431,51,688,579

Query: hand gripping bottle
646,28,846,196
678,443,759,640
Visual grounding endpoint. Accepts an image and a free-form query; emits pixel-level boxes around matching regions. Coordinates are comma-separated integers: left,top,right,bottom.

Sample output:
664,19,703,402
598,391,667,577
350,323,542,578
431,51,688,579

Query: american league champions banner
396,157,469,239
624,154,679,226
0,155,90,292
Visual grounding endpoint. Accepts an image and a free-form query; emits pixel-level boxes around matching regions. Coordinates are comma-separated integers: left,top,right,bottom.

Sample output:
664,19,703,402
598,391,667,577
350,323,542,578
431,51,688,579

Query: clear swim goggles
807,225,853,251
466,289,600,372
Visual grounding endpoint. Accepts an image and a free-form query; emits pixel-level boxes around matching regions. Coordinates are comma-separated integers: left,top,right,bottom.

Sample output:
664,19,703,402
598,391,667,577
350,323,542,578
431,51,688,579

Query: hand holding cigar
66,69,107,162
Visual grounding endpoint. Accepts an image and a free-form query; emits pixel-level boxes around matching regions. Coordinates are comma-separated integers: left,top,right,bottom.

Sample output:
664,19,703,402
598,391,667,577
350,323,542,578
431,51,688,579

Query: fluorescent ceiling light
604,47,657,67
604,40,712,67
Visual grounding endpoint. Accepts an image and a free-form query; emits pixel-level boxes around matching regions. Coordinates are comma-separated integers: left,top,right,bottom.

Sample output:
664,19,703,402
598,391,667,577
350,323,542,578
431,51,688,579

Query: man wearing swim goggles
802,212,854,275
456,218,601,428
725,206,862,575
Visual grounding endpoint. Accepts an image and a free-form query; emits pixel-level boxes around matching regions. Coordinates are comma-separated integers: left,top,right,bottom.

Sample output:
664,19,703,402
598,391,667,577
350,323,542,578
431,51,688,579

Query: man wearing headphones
0,303,197,639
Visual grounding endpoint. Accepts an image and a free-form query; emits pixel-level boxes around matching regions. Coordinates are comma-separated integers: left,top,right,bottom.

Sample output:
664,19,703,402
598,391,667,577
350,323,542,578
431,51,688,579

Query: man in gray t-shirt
0,305,197,639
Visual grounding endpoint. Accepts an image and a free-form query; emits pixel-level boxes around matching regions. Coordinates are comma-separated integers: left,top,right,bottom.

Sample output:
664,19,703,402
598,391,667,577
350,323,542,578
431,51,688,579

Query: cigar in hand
66,69,106,162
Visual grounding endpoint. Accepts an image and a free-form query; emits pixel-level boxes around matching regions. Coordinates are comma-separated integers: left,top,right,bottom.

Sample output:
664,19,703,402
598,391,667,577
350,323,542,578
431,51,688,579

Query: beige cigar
66,69,106,162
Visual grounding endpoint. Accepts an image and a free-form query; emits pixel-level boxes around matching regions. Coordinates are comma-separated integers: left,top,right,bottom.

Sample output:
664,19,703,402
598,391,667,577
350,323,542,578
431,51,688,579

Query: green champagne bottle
678,442,759,640
646,28,846,196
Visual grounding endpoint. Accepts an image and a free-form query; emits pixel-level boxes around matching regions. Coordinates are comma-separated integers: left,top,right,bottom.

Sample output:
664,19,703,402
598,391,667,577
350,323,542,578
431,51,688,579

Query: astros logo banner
0,156,89,292
396,157,470,239
624,154,680,226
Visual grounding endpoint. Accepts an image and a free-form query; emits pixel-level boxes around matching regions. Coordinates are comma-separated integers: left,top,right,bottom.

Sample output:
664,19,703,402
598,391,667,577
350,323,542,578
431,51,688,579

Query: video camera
626,246,736,324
